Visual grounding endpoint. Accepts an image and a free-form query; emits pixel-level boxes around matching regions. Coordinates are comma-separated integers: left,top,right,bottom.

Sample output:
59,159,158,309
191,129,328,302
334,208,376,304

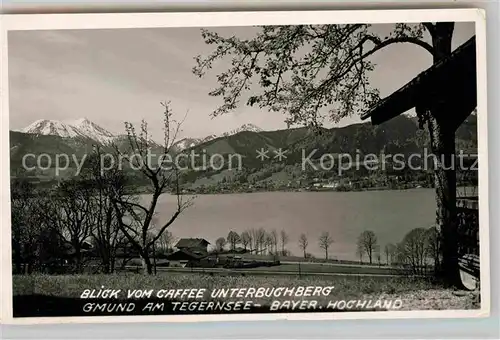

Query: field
135,263,408,277
125,253,409,276
13,272,480,317
240,263,406,276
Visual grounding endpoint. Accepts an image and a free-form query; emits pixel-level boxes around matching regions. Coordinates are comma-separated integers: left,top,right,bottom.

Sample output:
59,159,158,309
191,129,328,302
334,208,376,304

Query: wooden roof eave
361,36,477,126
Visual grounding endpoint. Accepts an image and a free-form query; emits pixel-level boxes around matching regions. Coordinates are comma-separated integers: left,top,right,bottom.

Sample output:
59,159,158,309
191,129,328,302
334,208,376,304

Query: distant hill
172,123,263,152
185,114,477,167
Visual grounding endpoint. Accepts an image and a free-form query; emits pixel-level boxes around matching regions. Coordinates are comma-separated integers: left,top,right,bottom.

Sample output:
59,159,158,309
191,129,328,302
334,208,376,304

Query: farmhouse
167,248,207,264
167,238,210,267
175,238,210,253
59,240,94,259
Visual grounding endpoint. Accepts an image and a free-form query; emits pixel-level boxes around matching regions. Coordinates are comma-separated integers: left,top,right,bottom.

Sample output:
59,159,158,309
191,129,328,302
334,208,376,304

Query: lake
144,188,442,261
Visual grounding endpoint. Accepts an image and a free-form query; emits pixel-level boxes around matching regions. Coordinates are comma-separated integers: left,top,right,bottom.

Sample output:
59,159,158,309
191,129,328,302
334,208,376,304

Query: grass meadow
13,272,479,316
14,272,435,302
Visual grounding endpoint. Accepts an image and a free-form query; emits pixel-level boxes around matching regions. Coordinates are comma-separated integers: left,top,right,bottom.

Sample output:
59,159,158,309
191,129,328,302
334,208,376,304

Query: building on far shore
175,238,210,253
167,238,211,266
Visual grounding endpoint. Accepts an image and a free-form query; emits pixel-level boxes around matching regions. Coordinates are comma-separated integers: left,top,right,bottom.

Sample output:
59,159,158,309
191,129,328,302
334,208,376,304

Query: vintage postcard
0,8,490,324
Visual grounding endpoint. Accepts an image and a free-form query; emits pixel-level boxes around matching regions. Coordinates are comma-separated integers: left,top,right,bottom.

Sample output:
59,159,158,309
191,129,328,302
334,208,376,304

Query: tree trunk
152,242,157,275
74,243,82,274
103,259,110,274
426,22,461,286
141,253,153,274
110,253,116,273
427,115,460,285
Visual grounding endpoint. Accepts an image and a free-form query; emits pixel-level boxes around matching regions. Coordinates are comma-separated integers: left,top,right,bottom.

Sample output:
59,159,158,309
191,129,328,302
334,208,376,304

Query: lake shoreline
134,185,435,196
140,188,441,261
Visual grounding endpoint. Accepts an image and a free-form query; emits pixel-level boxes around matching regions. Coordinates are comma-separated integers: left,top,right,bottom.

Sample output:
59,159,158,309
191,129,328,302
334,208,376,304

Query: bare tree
10,179,53,274
111,102,194,274
384,243,396,266
255,228,266,253
318,231,334,260
270,229,278,254
425,226,441,273
84,147,128,274
357,230,378,264
264,233,274,255
280,229,289,256
356,241,364,264
158,230,176,253
215,237,226,252
298,233,308,258
57,182,92,263
249,228,259,253
227,231,241,251
398,228,429,275
375,245,382,266
194,22,469,286
40,179,95,273
240,230,251,251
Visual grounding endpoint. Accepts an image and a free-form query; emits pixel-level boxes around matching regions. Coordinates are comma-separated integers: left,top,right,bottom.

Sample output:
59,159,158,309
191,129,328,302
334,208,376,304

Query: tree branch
363,35,434,58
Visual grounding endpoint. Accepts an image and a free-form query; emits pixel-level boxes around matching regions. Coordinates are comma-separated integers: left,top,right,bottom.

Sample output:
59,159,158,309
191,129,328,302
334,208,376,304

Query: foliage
193,21,472,287
193,24,436,128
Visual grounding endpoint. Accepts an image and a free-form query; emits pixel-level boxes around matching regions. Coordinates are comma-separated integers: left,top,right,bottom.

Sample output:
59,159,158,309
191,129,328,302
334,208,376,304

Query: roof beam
361,36,477,126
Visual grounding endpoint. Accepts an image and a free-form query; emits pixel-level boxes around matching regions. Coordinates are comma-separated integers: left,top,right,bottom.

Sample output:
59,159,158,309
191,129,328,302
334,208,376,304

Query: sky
8,22,475,141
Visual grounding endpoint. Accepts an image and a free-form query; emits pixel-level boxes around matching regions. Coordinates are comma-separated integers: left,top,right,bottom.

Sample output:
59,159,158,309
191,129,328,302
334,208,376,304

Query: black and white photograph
0,9,489,323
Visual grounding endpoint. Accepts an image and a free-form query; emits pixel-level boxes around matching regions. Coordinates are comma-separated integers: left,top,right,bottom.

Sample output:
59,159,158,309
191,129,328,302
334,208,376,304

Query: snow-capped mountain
222,123,263,137
19,120,264,149
173,124,263,151
173,138,204,151
68,118,115,144
19,118,116,144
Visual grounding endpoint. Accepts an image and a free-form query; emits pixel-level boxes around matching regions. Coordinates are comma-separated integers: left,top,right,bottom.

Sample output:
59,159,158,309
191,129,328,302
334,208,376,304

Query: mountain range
16,118,263,152
19,118,116,144
172,123,263,151
10,114,478,189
